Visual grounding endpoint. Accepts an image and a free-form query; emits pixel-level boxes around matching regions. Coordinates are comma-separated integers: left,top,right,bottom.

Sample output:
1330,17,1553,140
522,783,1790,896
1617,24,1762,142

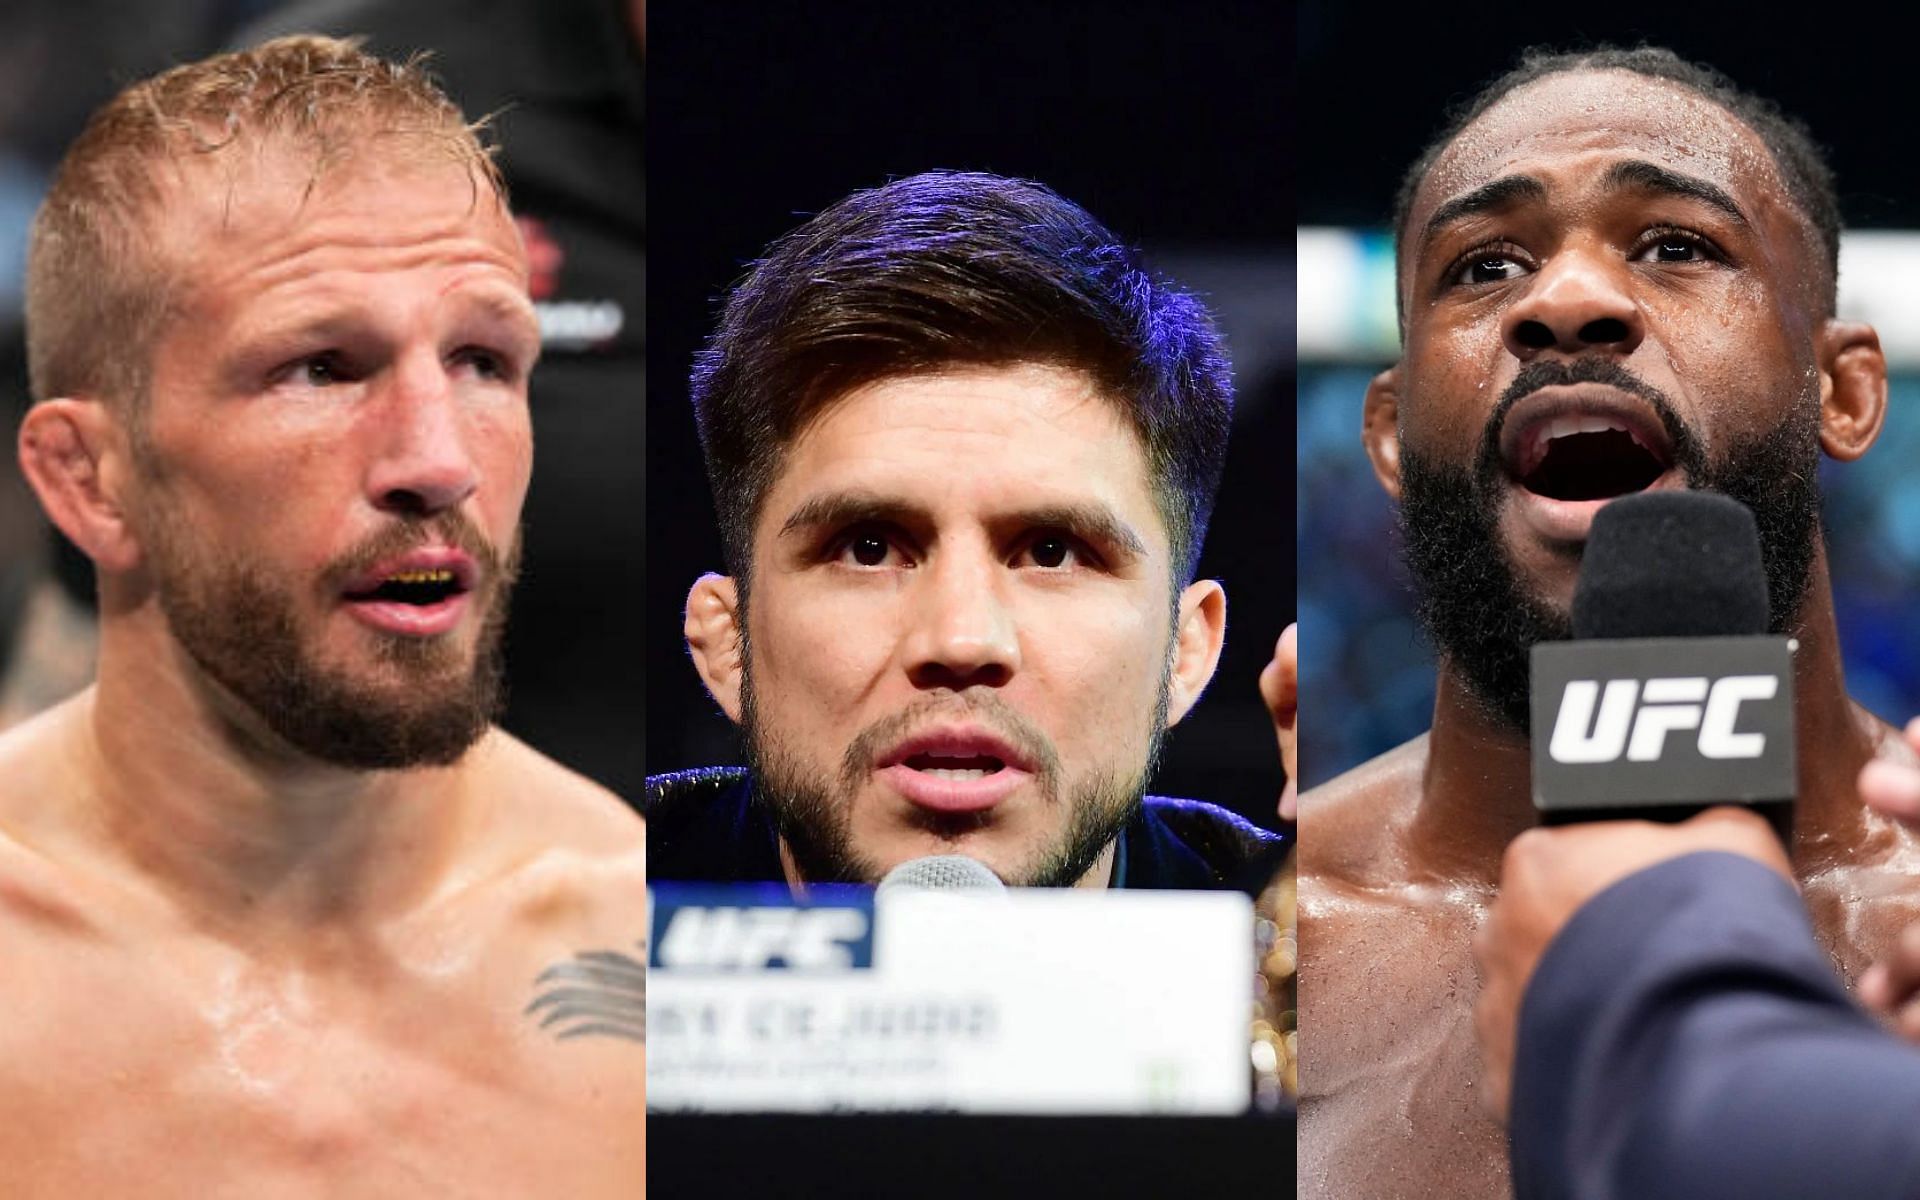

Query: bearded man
1297,46,1920,1199
1,36,644,1195
647,170,1285,891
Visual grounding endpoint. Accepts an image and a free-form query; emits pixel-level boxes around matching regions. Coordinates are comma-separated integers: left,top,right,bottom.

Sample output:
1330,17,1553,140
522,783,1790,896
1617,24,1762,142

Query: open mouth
901,751,1006,781
1514,415,1669,501
345,567,467,608
338,553,478,637
877,726,1035,815
1498,389,1677,511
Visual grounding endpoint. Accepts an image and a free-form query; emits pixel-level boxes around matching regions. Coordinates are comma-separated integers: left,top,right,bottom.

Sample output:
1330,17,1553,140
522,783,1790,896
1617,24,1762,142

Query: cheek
474,407,534,515
1017,592,1168,741
1404,318,1506,458
750,583,895,731
1654,285,1810,441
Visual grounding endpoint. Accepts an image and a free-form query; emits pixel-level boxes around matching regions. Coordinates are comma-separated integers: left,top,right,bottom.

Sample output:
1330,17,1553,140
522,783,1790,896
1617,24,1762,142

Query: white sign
647,887,1253,1115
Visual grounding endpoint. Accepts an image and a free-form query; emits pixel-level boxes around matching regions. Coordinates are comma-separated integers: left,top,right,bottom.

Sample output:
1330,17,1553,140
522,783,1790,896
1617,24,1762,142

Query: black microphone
1530,491,1796,845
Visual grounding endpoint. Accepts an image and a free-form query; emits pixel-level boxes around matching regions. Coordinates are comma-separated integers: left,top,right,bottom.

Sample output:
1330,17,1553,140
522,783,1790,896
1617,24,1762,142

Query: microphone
1530,491,1796,845
876,855,1007,893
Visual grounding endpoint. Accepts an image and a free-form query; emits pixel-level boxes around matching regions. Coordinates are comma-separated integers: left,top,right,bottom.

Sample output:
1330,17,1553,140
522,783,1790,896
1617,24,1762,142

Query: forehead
764,363,1165,533
1408,70,1802,250
1420,70,1787,211
151,139,523,302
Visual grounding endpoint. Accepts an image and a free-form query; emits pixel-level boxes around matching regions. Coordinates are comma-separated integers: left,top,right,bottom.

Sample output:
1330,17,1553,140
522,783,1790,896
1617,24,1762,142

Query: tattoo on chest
525,942,646,1043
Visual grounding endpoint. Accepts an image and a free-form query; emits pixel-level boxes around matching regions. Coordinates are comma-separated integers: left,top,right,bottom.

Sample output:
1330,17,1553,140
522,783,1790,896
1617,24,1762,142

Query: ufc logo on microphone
1548,675,1778,764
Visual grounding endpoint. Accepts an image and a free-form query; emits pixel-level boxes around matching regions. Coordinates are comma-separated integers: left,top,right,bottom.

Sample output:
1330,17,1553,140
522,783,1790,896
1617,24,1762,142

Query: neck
75,613,486,944
1414,549,1878,882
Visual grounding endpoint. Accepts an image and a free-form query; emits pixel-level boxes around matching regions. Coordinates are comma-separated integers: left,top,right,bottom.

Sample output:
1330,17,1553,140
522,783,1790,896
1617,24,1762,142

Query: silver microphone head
876,855,1007,893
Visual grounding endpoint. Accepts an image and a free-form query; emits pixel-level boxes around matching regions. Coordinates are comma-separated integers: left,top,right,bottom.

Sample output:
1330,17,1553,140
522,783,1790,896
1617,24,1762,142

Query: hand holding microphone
1472,807,1791,1121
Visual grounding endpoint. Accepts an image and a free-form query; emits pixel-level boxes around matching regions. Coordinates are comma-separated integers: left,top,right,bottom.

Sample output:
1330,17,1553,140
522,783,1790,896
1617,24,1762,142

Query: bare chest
0,931,643,1198
1299,883,1509,1200
1299,860,1920,1200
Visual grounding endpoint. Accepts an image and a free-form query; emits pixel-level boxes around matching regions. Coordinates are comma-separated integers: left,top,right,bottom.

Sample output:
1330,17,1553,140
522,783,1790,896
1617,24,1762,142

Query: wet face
128,147,541,767
1386,70,1830,726
737,364,1188,886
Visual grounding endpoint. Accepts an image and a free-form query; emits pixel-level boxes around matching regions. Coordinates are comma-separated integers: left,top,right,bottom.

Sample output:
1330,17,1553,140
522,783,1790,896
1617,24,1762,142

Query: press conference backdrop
1298,227,1920,786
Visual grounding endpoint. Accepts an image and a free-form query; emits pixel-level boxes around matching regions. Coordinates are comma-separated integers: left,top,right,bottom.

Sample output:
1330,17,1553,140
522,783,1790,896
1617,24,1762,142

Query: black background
647,1,1297,829
1298,3,1920,230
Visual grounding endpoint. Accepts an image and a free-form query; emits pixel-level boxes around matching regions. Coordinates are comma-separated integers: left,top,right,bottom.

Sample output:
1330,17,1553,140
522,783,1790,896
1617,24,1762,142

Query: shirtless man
1298,46,1920,1199
0,37,644,1196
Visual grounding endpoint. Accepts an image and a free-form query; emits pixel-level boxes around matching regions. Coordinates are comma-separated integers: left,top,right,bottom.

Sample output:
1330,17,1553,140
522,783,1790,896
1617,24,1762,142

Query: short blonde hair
25,34,504,410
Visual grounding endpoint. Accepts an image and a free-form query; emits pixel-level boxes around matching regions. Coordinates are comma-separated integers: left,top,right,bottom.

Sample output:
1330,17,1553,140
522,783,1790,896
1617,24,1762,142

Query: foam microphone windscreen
877,855,1007,893
1571,491,1769,641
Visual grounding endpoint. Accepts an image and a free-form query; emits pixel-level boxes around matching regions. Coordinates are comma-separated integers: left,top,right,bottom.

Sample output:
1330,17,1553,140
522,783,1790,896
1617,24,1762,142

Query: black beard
1398,359,1823,733
740,681,1165,888
149,508,517,770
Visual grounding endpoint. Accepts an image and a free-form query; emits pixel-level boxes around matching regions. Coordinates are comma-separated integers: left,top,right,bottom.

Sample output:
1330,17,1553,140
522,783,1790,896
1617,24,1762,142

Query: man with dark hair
648,170,1283,890
2,37,643,1192
1298,46,1920,1198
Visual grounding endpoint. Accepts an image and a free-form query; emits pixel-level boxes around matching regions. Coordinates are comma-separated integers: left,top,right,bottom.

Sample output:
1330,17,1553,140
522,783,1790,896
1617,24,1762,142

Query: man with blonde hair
2,36,643,1194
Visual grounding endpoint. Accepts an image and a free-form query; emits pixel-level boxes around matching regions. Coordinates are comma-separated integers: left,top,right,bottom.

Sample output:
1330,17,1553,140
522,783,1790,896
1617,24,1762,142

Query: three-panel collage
4,0,1920,1195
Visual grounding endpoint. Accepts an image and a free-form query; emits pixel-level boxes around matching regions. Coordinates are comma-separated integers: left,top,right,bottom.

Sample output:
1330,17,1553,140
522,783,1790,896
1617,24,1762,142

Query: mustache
836,691,1062,801
1473,357,1707,487
321,512,519,593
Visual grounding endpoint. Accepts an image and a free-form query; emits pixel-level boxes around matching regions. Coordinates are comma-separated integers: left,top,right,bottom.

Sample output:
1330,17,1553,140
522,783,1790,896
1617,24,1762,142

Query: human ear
1165,579,1227,727
1815,320,1887,461
684,572,745,723
1363,367,1404,499
17,399,142,573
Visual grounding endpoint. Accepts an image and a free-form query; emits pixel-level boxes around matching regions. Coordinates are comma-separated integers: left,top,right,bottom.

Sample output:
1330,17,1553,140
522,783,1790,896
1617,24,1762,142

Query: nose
902,549,1021,692
1502,241,1645,359
364,354,479,516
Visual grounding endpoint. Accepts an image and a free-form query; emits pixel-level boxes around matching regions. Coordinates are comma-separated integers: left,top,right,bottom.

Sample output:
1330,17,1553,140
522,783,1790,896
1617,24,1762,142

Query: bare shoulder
1297,733,1428,885
0,697,105,936
0,691,86,807
0,694,93,846
469,729,645,857
445,731,645,949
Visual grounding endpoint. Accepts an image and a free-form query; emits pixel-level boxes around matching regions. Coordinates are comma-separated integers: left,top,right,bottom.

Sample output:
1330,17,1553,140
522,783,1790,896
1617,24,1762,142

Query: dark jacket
1511,851,1920,1200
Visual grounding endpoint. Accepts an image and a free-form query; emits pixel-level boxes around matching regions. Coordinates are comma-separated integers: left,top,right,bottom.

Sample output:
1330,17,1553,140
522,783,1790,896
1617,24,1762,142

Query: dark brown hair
691,170,1234,591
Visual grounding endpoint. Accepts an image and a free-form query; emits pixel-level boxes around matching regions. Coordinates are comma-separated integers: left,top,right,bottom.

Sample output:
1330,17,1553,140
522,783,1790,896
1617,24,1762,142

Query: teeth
1541,415,1628,444
387,568,455,585
918,768,991,780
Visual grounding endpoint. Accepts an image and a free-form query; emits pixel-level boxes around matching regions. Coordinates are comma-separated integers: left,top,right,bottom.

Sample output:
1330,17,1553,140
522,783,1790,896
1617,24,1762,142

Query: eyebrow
777,491,1149,559
1600,159,1749,228
1421,174,1548,248
1421,160,1751,252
